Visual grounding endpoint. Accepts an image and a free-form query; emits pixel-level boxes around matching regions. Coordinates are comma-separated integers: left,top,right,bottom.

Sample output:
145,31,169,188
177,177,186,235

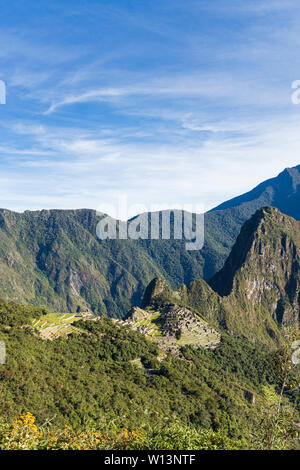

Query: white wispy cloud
44,88,126,114
1,1,300,213
1,107,299,213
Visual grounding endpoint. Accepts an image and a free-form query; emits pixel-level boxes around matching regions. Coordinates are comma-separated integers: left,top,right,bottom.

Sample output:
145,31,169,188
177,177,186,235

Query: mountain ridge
0,166,299,316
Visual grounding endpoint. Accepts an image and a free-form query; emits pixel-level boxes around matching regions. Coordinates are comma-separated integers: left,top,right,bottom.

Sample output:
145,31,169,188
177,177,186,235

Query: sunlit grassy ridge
32,311,97,340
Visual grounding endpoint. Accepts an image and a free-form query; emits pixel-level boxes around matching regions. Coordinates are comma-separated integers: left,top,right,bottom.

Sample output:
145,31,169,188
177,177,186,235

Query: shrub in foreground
0,412,240,450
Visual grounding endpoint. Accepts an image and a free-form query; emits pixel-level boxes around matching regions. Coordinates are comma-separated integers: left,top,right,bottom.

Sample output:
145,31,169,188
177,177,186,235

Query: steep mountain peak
210,206,300,328
141,277,174,308
274,165,300,195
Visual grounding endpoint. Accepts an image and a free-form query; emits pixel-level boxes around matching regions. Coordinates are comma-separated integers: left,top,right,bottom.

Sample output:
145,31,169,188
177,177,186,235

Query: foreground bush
0,412,240,450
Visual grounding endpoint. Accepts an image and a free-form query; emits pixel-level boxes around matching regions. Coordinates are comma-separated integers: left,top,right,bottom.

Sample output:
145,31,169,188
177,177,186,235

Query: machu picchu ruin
118,303,221,355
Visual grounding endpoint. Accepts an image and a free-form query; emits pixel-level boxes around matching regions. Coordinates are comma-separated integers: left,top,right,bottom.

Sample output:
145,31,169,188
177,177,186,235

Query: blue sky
1,0,300,213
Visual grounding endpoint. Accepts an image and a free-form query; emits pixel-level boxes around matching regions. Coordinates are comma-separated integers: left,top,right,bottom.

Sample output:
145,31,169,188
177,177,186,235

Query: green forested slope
1,204,300,449
0,298,292,443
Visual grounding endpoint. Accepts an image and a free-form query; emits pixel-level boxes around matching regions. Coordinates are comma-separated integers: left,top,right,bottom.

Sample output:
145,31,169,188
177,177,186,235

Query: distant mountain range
0,165,299,316
211,165,300,217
